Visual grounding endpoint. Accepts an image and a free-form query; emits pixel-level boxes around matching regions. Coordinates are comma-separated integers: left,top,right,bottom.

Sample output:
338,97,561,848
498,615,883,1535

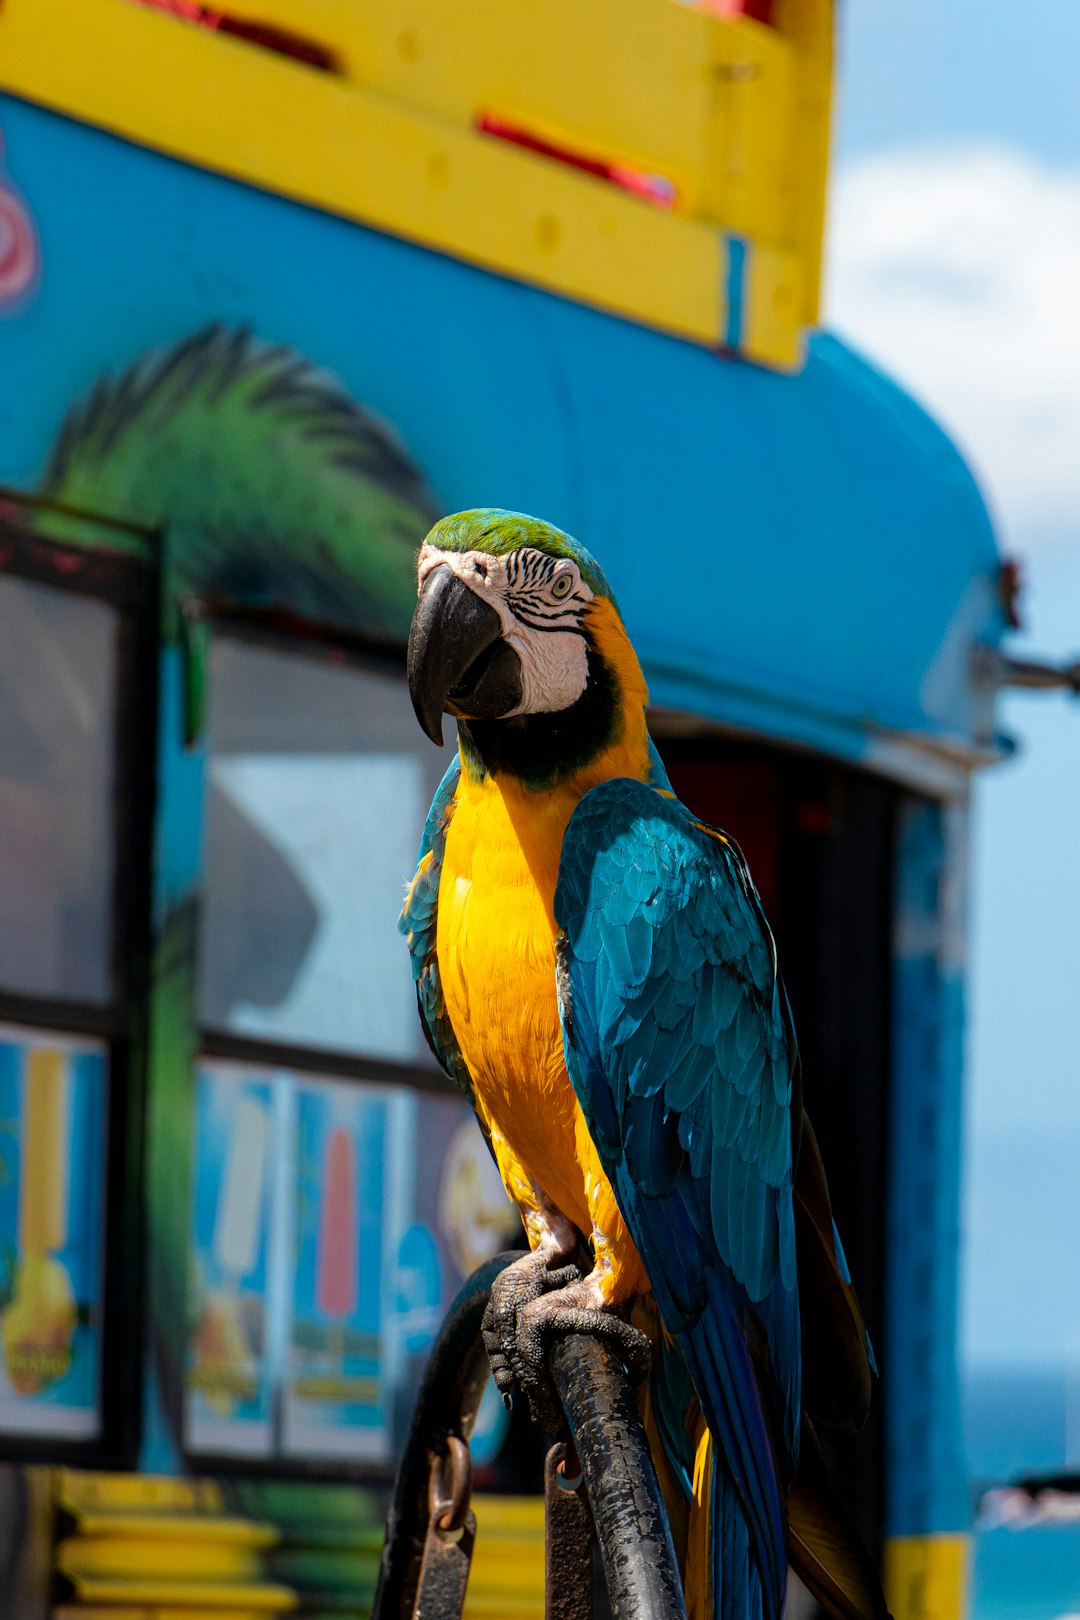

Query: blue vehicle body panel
0,96,1004,767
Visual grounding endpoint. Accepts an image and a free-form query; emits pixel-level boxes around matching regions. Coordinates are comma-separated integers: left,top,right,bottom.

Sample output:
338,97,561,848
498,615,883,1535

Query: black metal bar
545,1442,594,1620
372,1252,515,1620
376,1257,687,1620
549,1336,687,1620
1002,653,1080,694
199,1026,456,1097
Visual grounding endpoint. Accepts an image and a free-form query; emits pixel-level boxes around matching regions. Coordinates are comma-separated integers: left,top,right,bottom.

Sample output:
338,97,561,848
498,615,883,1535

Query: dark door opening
659,733,897,1556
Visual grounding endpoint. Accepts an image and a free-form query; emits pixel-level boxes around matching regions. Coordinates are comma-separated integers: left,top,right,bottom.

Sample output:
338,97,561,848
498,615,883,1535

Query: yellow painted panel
743,245,805,371
202,0,766,217
70,1509,278,1547
66,1575,296,1610
55,1610,273,1620
472,1493,545,1532
0,0,732,352
57,1533,265,1581
884,1533,971,1620
699,20,795,243
57,1470,225,1516
772,0,833,323
178,0,827,304
469,1569,545,1598
464,1604,546,1620
469,1494,543,1616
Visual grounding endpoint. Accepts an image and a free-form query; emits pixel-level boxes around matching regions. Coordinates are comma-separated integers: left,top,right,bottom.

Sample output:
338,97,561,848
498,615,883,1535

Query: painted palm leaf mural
35,325,439,1452
41,323,437,641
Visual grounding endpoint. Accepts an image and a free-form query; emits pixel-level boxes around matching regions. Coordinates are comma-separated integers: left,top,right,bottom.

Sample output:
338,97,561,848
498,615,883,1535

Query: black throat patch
458,646,622,791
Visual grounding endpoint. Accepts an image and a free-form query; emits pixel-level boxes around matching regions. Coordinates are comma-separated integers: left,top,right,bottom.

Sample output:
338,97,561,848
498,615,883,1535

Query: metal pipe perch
373,1252,687,1620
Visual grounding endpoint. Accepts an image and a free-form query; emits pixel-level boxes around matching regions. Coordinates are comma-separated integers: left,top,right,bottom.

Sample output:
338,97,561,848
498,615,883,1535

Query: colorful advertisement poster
181,1064,521,1470
186,1064,276,1456
385,1094,519,1457
0,1026,105,1438
283,1079,390,1460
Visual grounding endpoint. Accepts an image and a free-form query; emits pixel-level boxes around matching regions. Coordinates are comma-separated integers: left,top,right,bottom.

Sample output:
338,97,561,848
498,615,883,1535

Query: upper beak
407,566,510,745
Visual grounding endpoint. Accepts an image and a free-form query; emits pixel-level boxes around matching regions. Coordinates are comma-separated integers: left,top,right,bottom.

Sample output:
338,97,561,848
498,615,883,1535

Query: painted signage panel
282,1078,389,1460
186,1066,275,1456
0,1026,106,1438
185,1063,519,1467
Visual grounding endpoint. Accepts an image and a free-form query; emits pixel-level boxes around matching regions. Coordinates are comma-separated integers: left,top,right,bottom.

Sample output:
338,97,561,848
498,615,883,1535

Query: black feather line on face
458,645,621,790
511,601,589,632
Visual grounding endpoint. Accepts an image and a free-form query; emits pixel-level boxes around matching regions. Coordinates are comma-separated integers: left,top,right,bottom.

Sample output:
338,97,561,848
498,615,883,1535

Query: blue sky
837,0,1080,167
827,5,1080,1372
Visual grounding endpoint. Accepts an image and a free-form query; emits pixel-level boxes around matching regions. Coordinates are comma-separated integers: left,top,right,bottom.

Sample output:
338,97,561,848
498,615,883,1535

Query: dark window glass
0,574,118,1004
198,638,447,1065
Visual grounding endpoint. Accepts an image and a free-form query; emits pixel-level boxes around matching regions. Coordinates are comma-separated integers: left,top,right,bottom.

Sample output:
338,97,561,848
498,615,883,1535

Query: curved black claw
481,1254,581,1414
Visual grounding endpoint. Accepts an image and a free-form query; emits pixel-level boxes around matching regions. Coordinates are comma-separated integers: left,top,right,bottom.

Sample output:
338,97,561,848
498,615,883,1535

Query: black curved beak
407,566,523,745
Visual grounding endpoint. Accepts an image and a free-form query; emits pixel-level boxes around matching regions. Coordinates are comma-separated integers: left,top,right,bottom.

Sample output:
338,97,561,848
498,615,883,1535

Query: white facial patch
418,543,596,717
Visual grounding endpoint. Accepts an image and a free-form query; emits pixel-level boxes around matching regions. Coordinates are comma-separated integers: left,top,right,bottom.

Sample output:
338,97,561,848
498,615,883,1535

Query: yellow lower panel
56,1611,273,1620
58,1534,264,1581
743,245,805,371
472,1495,545,1533
884,1534,971,1620
464,1604,546,1620
70,1510,278,1547
469,1495,544,1618
57,1470,226,1516
64,1577,296,1610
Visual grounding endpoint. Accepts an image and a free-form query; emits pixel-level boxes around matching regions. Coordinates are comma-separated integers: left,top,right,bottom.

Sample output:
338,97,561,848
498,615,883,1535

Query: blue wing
399,753,476,1101
554,778,801,1620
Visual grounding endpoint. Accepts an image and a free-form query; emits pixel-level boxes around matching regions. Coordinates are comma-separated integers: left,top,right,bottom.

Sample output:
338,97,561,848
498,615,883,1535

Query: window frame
0,516,158,1469
183,610,462,1485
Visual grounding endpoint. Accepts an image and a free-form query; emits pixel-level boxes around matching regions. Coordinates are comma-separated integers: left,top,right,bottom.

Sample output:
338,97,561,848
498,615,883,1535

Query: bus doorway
658,731,898,1557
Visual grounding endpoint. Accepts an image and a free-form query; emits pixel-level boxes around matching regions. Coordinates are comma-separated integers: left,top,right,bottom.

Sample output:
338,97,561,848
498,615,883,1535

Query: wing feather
555,778,802,1620
398,755,475,1101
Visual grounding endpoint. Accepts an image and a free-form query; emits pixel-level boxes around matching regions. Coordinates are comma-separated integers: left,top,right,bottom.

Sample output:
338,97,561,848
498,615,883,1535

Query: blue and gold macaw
401,510,885,1620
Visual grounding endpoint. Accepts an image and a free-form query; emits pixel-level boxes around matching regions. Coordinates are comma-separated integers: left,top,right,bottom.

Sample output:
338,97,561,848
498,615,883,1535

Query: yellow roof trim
0,0,830,369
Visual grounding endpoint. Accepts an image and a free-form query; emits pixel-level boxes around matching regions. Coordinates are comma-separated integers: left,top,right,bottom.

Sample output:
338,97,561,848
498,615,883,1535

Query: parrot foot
482,1251,582,1417
499,1274,653,1436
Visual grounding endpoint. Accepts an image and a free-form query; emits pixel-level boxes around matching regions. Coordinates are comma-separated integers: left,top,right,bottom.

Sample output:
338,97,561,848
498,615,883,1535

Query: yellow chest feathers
436,773,570,1120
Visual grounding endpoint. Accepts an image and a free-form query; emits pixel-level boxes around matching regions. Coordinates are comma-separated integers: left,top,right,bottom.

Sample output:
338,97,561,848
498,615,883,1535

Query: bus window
0,573,118,1004
198,635,446,1065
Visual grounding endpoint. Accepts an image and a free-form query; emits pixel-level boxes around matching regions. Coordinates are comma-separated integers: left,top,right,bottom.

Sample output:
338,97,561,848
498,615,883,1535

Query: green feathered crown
425,508,615,602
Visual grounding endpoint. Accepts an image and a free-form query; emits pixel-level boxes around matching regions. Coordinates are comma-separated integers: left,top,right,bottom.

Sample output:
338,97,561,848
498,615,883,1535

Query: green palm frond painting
41,323,439,641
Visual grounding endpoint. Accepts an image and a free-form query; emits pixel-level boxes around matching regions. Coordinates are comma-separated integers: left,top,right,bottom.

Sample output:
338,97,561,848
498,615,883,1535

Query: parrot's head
407,509,649,787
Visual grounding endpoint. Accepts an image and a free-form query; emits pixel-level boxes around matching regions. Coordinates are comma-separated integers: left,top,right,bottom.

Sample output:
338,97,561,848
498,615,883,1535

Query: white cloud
826,146,1080,549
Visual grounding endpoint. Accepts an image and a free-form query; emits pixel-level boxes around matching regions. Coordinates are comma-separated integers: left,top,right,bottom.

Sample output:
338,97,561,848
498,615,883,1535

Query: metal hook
429,1433,472,1536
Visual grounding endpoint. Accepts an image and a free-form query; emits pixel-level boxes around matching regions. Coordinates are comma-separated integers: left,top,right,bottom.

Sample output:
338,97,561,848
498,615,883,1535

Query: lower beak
407,566,522,744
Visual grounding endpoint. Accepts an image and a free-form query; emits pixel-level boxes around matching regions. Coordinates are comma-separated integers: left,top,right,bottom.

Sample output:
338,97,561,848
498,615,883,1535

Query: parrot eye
551,573,574,600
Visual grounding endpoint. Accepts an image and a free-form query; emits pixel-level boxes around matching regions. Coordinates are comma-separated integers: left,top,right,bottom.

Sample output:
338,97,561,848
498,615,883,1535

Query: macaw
401,510,885,1620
